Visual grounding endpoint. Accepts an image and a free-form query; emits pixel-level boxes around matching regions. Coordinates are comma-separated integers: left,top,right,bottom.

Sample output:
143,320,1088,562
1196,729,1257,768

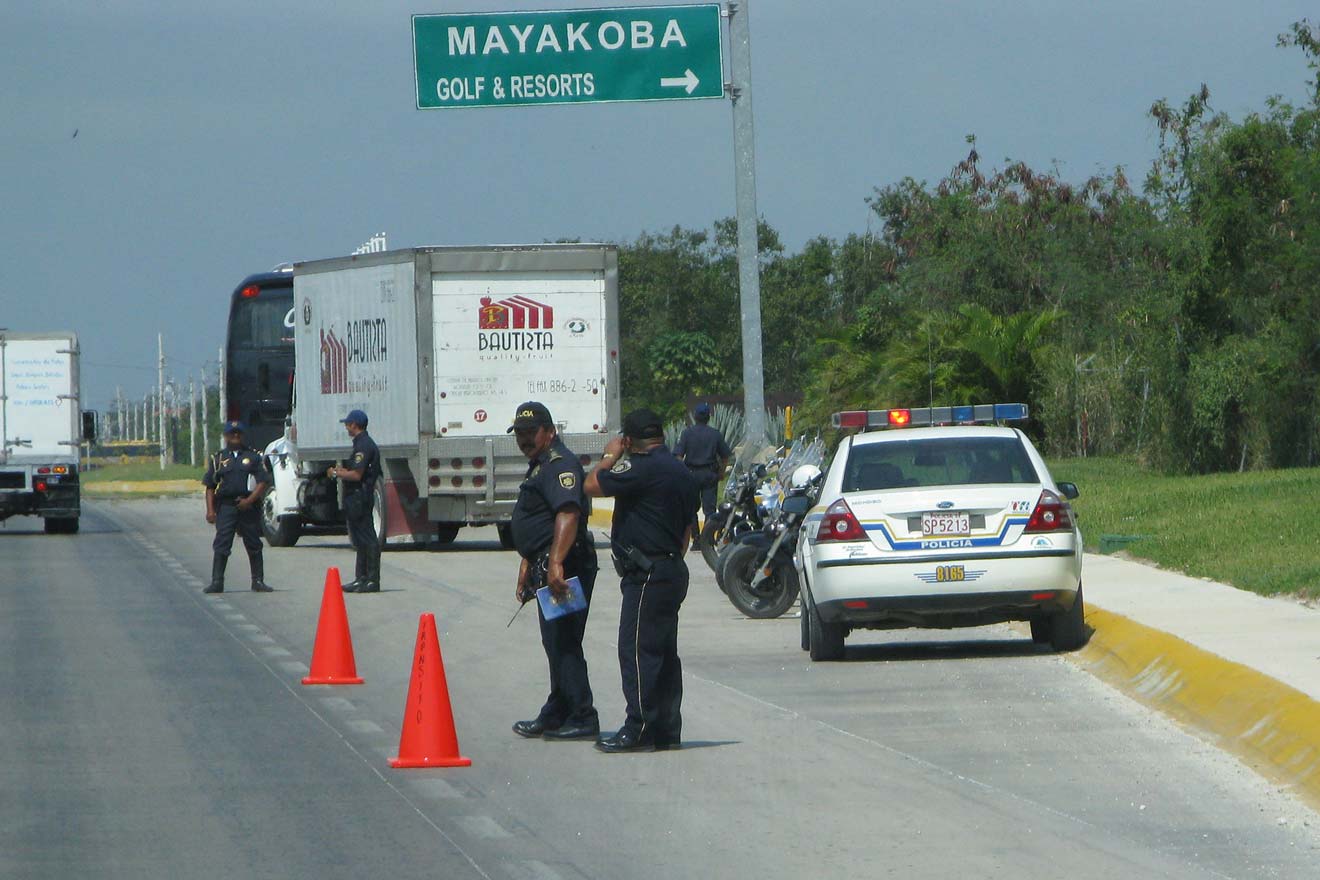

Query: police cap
508,401,554,432
222,420,246,435
622,408,665,440
340,409,368,428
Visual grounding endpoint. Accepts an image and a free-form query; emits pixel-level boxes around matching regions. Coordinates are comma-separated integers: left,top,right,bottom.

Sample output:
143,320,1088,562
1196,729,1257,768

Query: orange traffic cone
301,567,364,686
389,613,471,768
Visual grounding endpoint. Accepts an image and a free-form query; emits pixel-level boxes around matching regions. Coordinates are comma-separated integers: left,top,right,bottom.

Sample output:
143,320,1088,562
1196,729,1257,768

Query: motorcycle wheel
721,543,800,619
700,517,732,574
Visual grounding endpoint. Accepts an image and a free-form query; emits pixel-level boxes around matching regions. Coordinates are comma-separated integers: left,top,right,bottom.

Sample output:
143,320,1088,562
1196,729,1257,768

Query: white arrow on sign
659,69,700,95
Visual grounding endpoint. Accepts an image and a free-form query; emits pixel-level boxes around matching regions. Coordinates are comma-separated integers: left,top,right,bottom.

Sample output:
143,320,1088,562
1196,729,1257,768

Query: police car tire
435,523,461,545
800,600,811,651
807,604,846,661
722,543,798,619
1048,583,1087,652
496,522,516,550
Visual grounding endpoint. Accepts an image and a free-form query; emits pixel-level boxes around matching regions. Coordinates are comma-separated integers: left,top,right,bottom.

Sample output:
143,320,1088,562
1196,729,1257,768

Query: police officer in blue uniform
508,402,601,741
586,408,699,753
674,402,732,546
202,420,273,593
327,409,382,593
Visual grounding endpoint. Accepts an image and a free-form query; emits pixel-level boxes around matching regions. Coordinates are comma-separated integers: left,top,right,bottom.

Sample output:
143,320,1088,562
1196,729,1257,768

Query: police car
796,404,1085,660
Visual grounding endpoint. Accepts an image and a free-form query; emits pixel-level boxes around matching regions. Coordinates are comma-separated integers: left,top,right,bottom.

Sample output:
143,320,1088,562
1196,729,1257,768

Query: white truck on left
0,332,89,533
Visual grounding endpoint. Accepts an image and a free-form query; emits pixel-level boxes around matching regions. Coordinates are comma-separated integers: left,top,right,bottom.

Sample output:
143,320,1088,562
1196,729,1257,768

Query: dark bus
224,268,295,452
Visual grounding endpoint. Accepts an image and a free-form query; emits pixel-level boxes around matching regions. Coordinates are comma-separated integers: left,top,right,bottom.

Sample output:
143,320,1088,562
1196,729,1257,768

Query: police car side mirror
1057,481,1079,500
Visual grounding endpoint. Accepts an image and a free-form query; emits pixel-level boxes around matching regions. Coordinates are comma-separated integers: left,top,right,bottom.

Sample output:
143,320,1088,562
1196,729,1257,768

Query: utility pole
188,376,196,466
727,0,767,447
158,333,166,470
116,386,124,441
218,345,226,431
200,364,210,461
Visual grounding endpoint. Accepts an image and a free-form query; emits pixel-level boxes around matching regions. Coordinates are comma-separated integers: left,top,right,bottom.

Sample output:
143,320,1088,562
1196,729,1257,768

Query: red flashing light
1031,592,1058,602
815,499,867,543
888,409,911,427
834,411,868,429
240,285,260,298
35,481,48,493
843,600,868,609
1025,489,1074,533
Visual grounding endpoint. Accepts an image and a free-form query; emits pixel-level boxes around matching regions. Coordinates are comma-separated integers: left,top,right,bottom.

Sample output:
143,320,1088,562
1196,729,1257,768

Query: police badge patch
353,452,364,463
610,460,632,474
559,472,576,489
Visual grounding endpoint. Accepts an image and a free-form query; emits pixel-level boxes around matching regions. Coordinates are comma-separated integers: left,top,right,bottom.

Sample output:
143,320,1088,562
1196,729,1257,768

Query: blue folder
536,576,587,620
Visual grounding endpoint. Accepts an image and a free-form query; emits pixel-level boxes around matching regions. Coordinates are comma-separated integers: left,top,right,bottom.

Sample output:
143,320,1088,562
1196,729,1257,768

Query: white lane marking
234,623,260,632
261,646,292,658
346,719,384,734
411,778,464,800
224,613,246,622
456,816,512,840
504,861,565,880
278,661,310,675
247,634,275,645
319,697,355,713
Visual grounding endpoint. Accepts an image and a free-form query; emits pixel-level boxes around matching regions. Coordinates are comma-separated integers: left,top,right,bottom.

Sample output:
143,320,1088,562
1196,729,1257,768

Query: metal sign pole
726,0,766,447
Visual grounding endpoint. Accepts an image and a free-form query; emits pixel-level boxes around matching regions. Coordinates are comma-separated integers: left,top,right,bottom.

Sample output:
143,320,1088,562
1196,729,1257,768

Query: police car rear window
842,436,1038,491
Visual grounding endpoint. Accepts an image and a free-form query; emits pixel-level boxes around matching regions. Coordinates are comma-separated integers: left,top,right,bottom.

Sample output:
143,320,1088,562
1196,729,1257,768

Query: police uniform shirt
595,445,699,557
203,448,271,500
510,439,589,558
674,423,732,468
346,431,381,495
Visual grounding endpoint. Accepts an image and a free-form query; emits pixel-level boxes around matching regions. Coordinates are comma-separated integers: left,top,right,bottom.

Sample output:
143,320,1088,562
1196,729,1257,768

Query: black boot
343,553,367,592
249,553,272,592
203,554,226,594
360,547,382,592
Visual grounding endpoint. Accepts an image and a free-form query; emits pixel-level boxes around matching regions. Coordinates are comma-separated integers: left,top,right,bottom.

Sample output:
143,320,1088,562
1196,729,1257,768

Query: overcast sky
3,0,1315,412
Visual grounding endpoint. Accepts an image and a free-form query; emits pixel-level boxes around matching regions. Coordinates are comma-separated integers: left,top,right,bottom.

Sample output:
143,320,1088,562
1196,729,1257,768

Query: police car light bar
831,403,1029,430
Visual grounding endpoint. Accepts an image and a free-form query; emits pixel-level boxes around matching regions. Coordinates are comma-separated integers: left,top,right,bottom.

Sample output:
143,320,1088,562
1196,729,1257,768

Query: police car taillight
1024,489,1074,532
814,499,867,543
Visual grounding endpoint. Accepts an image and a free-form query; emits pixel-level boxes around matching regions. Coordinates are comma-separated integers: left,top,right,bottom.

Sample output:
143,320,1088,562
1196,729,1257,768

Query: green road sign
413,4,724,109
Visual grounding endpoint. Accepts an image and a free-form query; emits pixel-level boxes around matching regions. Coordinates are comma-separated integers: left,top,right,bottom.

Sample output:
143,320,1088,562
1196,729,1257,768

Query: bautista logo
320,317,389,395
478,295,554,353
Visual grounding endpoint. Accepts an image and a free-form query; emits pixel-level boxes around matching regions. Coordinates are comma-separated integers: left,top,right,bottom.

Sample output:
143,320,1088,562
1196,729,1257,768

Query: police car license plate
922,511,970,536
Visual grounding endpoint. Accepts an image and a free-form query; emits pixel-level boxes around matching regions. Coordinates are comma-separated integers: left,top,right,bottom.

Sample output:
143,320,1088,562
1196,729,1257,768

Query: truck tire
372,481,388,548
261,495,301,547
1048,583,1088,652
44,517,78,534
496,522,516,550
435,523,461,545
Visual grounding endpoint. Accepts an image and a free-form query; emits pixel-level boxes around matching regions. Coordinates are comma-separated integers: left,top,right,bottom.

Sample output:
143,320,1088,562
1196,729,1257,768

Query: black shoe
595,729,654,753
543,723,601,741
250,580,273,593
342,578,365,592
355,581,380,593
512,719,551,738
202,583,223,594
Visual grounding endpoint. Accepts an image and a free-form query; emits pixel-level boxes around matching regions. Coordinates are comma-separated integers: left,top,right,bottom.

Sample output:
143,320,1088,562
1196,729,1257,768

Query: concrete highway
2,498,1317,879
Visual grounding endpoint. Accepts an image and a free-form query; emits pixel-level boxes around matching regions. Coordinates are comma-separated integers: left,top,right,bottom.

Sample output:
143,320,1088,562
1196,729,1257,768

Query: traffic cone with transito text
389,613,471,768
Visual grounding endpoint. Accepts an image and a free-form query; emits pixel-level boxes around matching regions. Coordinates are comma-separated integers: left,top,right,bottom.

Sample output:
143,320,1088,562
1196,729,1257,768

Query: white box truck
261,244,620,548
0,332,87,533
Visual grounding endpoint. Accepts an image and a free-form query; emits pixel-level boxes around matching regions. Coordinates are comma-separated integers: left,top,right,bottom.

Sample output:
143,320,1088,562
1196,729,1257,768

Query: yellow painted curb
588,508,613,529
83,480,203,496
1077,606,1320,810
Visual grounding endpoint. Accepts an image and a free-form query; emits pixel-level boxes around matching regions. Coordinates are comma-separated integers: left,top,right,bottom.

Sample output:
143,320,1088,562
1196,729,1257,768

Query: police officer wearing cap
508,402,601,741
327,409,382,593
674,402,732,546
202,420,273,593
585,408,699,753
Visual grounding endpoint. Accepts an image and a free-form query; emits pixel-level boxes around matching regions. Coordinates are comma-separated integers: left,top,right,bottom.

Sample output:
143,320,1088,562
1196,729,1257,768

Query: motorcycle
699,461,770,580
719,461,824,619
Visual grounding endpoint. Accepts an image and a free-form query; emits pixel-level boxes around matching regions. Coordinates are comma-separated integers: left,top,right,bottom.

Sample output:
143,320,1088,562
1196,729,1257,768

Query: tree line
615,20,1320,474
